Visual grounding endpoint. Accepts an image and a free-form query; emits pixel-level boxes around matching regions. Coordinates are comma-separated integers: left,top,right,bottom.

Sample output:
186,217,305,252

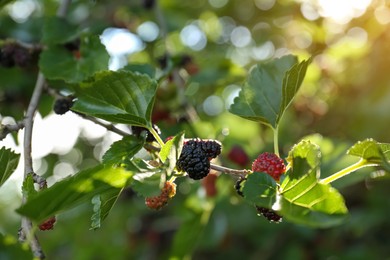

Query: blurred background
1,0,390,259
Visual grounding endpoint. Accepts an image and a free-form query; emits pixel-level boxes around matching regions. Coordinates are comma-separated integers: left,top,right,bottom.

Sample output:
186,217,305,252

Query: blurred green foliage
1,0,390,259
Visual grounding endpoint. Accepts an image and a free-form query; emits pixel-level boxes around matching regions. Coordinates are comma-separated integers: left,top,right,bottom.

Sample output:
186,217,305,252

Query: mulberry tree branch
19,0,73,258
20,72,46,259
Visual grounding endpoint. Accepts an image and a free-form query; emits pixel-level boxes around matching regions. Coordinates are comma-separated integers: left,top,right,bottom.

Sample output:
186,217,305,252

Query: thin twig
210,164,250,178
74,112,131,137
0,121,25,140
56,0,72,18
20,72,46,259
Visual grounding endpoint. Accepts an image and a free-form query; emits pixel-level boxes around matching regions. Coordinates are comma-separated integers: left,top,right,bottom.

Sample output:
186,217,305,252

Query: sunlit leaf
159,132,185,175
0,147,20,188
348,139,390,162
16,165,132,223
229,55,310,128
280,140,348,227
72,70,158,128
39,34,109,83
102,136,145,166
347,139,390,172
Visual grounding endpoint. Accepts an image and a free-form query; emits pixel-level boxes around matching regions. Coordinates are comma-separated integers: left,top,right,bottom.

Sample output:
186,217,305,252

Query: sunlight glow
318,0,372,24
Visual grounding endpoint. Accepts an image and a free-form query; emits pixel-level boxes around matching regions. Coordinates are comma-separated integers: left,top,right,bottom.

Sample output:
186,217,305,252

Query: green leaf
102,136,145,166
242,172,277,208
21,174,37,199
280,140,348,227
90,188,123,230
229,55,310,128
16,165,132,223
278,57,312,123
42,17,79,44
71,70,158,128
0,147,20,188
39,34,109,83
347,138,390,163
159,132,185,175
122,63,156,78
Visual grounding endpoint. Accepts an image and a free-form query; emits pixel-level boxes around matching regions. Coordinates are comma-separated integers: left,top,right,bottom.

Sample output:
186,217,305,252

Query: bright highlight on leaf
16,165,133,223
72,70,158,129
280,140,347,227
229,55,311,129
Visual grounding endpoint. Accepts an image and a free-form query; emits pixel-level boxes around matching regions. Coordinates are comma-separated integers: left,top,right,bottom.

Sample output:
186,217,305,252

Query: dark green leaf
122,64,156,78
229,55,310,128
71,70,158,128
280,140,348,227
242,172,277,208
159,132,185,175
39,34,109,83
90,188,123,230
131,171,163,197
102,136,144,166
42,17,79,44
16,165,132,223
0,147,20,188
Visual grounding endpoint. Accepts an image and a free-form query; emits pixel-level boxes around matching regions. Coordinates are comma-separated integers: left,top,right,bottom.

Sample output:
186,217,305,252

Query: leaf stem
273,126,280,157
149,126,164,147
321,159,379,184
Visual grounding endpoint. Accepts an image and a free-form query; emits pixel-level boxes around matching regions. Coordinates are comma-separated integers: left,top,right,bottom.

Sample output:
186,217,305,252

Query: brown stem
74,112,131,137
210,163,250,178
0,121,25,140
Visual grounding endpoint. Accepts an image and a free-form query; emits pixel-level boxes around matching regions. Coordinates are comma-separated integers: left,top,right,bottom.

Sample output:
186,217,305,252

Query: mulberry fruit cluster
145,181,176,210
0,43,31,68
176,139,221,180
252,152,286,181
256,206,282,223
53,98,74,115
39,216,57,231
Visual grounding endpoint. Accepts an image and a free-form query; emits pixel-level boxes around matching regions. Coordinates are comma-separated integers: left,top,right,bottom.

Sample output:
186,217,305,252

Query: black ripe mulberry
176,139,221,180
256,206,282,223
53,98,73,115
